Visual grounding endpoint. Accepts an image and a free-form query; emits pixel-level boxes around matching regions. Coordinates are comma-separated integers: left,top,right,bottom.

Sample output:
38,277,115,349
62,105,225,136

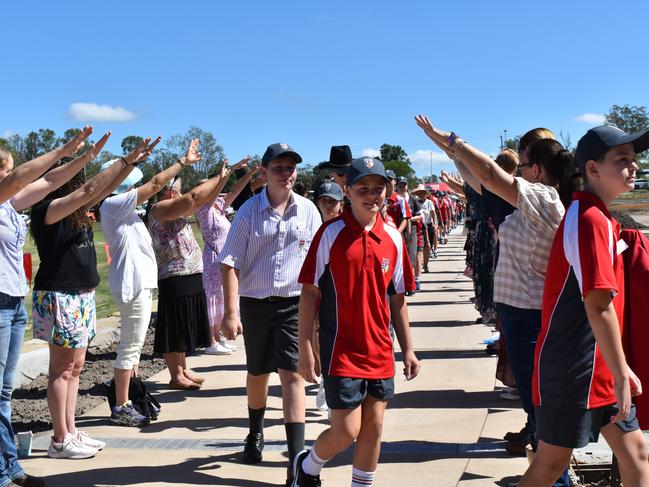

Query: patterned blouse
148,209,203,281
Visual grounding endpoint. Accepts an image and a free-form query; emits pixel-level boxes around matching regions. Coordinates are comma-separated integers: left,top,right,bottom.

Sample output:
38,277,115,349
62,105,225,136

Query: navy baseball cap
385,169,397,180
261,142,302,166
575,125,649,172
347,157,389,186
315,181,344,201
396,176,408,184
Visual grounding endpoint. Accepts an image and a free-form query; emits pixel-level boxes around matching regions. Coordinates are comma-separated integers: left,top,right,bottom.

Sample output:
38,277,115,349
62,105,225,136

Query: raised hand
123,137,153,165
219,159,231,179
182,138,202,165
61,126,94,158
139,136,161,163
415,114,454,151
81,131,111,162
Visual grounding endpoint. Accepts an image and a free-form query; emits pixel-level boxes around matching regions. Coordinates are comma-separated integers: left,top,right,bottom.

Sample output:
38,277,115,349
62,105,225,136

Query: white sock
351,467,376,486
301,448,328,476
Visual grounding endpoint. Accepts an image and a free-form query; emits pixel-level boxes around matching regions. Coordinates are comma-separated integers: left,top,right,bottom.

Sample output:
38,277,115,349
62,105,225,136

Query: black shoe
504,427,528,443
10,474,46,487
291,450,321,486
241,432,264,464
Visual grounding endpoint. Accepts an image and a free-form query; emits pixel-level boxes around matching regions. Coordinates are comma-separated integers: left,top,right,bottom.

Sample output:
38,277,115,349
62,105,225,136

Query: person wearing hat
101,137,233,426
316,145,353,189
412,184,435,272
29,134,157,460
218,143,321,483
315,181,344,222
520,126,649,486
294,157,419,486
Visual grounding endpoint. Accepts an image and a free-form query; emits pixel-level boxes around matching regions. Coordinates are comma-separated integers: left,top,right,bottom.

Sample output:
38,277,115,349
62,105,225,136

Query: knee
333,423,361,448
50,362,75,381
359,417,384,441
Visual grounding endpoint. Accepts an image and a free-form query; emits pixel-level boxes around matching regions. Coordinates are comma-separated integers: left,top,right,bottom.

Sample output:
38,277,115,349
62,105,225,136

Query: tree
379,144,410,163
504,136,521,152
121,135,144,155
606,104,649,166
165,126,225,181
559,130,572,150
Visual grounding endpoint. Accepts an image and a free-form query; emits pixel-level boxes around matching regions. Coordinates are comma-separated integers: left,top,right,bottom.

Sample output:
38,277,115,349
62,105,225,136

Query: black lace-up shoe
241,432,264,464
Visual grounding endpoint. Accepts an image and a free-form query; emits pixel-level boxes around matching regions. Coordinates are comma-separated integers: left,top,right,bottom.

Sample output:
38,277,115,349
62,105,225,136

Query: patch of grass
22,221,205,341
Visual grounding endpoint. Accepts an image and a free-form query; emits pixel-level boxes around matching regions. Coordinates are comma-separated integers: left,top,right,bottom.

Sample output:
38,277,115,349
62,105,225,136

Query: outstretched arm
224,161,258,207
12,131,111,211
416,114,518,206
200,158,251,211
0,126,93,204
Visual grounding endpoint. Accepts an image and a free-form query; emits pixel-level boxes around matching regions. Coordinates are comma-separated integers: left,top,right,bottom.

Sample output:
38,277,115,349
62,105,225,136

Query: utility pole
430,151,433,183
504,129,508,149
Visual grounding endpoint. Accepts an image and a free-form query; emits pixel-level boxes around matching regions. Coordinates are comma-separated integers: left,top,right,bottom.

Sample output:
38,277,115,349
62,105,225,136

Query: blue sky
3,0,649,178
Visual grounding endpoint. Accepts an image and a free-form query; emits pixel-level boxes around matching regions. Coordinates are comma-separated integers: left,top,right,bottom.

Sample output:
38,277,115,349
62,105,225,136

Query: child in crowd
294,157,420,487
521,125,649,486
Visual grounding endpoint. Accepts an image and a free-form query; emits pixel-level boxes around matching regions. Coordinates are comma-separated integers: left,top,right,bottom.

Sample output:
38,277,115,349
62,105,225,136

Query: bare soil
12,322,166,434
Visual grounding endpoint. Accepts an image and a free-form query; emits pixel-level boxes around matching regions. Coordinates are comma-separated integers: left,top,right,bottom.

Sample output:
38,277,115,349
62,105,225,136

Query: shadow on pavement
389,389,514,410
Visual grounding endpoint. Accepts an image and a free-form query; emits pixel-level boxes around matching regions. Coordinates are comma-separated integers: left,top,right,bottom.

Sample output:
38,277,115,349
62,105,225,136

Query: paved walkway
21,228,528,486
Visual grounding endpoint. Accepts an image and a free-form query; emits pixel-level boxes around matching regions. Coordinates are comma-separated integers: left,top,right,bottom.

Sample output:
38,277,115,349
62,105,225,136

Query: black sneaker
241,432,264,464
291,450,321,487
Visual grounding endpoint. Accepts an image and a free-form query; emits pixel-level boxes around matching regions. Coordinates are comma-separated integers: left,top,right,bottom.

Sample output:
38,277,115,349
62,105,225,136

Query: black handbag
106,376,161,421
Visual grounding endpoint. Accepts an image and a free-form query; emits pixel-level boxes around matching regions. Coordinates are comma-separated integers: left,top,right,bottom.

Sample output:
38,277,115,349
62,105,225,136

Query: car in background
634,179,649,190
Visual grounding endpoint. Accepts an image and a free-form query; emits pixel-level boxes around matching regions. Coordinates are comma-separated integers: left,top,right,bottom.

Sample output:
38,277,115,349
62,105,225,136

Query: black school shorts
239,296,300,376
323,375,395,409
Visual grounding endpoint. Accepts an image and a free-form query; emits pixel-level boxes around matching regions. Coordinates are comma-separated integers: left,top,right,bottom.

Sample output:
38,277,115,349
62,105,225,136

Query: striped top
493,177,564,310
217,188,321,299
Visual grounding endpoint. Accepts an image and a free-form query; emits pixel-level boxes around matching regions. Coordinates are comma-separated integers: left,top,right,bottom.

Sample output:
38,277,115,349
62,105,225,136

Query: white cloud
67,102,137,123
361,148,380,158
2,130,15,138
574,113,606,125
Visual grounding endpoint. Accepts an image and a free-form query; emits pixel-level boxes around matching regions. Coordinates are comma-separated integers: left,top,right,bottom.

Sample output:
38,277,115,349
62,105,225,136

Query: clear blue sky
3,0,649,177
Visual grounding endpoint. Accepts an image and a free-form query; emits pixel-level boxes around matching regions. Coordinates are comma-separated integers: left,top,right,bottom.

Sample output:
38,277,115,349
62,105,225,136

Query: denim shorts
32,289,96,348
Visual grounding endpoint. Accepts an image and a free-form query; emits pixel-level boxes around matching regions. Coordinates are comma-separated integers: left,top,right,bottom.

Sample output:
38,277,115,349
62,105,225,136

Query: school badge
280,143,289,150
381,258,390,274
364,158,374,168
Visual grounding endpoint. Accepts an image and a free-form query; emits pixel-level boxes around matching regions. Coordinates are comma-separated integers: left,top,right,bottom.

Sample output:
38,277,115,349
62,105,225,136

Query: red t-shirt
533,192,625,409
299,208,415,379
386,193,411,229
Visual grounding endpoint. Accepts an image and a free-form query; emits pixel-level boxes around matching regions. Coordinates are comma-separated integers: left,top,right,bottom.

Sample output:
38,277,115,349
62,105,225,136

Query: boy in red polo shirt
292,157,420,487
521,126,649,486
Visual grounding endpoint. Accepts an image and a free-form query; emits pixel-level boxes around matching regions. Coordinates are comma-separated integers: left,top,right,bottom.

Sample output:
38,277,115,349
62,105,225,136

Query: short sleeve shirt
493,178,565,309
100,190,157,302
533,192,624,409
386,193,411,229
0,199,28,296
148,211,203,281
31,200,100,291
298,208,415,379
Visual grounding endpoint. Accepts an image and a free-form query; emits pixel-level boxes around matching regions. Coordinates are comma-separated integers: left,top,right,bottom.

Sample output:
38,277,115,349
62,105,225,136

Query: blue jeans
497,303,569,487
0,292,27,486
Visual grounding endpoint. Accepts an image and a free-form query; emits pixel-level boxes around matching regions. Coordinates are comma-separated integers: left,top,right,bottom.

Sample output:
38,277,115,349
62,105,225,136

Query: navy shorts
536,403,640,449
323,375,394,409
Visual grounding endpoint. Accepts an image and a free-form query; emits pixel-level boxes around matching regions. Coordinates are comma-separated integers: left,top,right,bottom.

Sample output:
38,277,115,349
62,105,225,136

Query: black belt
243,296,300,303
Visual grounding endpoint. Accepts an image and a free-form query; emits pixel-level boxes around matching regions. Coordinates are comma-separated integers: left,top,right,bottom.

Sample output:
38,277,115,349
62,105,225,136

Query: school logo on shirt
381,257,390,274
364,158,374,168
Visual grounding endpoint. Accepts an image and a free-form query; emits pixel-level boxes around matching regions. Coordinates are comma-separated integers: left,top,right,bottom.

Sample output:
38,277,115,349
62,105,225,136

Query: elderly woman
148,147,231,389
0,127,97,485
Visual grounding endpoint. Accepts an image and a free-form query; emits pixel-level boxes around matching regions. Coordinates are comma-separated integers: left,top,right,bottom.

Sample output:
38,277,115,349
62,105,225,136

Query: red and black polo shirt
533,191,625,410
386,193,411,230
298,208,415,379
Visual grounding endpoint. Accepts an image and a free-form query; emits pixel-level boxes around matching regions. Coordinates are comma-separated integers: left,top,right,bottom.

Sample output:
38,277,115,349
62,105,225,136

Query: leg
164,352,190,385
601,423,649,487
64,348,87,435
181,353,204,383
47,345,80,442
353,396,388,472
314,407,362,460
519,440,572,487
279,368,305,468
247,373,270,410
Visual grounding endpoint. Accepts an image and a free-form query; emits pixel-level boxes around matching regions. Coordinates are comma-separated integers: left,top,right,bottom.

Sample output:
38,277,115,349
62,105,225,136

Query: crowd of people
0,117,648,486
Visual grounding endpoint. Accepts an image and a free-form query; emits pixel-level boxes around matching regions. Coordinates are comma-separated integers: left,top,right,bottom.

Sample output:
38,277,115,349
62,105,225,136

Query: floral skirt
32,289,96,349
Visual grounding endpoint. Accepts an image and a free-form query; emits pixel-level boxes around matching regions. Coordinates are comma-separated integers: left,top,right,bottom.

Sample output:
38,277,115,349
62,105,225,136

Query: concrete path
20,227,528,486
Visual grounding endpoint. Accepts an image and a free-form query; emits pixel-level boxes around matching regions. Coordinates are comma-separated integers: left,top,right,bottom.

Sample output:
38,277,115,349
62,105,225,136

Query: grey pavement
19,227,530,486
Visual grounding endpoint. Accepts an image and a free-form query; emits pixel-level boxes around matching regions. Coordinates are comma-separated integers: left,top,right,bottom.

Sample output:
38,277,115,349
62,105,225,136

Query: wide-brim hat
317,145,353,173
412,184,430,197
101,159,143,195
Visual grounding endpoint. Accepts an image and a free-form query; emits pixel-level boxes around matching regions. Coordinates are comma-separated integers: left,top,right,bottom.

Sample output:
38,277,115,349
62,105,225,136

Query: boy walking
294,157,420,486
219,143,321,485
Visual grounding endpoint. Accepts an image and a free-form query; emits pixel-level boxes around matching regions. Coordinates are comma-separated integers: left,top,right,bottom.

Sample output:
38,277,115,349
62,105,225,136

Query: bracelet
119,157,128,165
177,158,187,167
447,132,459,146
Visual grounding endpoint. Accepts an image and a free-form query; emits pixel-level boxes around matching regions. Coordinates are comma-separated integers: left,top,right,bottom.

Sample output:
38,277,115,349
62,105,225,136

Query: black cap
261,142,302,167
315,181,344,201
385,169,397,180
575,125,649,172
316,145,353,173
347,157,389,186
396,176,408,184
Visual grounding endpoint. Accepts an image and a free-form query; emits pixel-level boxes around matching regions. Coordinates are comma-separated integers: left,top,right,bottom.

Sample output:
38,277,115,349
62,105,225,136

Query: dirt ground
12,324,167,434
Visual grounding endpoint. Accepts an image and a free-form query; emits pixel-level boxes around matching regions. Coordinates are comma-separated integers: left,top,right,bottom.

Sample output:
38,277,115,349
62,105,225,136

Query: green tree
165,126,225,182
383,160,415,179
605,104,649,167
121,135,145,155
379,144,410,163
504,136,521,151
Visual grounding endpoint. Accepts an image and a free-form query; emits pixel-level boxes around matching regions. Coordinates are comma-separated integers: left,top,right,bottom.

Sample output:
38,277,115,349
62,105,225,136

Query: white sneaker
204,342,232,355
48,433,97,459
219,338,237,351
74,429,106,450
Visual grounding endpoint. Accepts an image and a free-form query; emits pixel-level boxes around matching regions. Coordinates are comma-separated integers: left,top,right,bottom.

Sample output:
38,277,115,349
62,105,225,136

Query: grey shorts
239,296,300,376
536,403,640,449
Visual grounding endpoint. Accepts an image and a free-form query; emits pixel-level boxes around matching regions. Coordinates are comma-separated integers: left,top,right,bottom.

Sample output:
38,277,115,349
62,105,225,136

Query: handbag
106,376,161,421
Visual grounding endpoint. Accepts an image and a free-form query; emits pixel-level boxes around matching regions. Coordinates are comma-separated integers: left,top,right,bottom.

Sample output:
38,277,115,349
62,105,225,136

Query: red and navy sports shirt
298,208,415,379
533,192,625,410
386,193,411,229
